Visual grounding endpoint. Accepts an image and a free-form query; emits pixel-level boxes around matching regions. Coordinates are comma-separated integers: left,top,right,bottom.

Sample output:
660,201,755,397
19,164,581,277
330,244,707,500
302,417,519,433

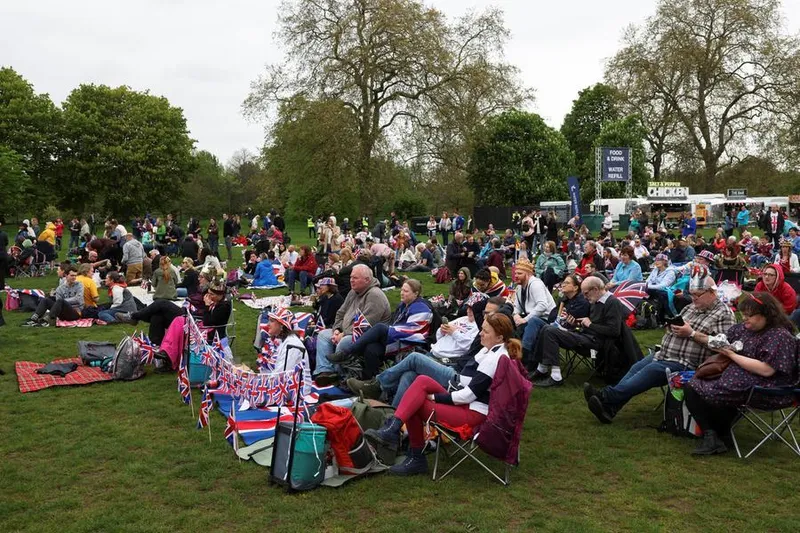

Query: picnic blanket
16,357,113,393
127,286,186,308
56,318,108,328
241,295,292,310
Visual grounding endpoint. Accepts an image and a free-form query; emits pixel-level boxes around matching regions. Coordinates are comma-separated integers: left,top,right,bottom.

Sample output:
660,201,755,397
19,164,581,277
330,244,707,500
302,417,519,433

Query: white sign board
647,186,689,199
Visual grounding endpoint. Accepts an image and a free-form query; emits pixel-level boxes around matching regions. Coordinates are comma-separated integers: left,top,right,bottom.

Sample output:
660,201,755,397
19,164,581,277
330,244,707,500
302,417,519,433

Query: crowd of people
2,202,800,470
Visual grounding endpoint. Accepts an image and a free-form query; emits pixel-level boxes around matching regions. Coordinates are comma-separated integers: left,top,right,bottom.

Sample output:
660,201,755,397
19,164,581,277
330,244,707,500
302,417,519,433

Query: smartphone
665,315,685,327
441,317,449,325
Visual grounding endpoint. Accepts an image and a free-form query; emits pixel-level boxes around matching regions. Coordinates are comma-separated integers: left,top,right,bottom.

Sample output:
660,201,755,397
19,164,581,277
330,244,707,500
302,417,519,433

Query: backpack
312,403,378,474
110,334,146,380
350,398,397,465
633,301,658,330
434,267,452,284
658,370,702,438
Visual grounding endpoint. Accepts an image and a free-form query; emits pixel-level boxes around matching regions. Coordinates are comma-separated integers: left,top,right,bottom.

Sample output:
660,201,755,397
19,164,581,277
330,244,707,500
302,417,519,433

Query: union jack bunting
257,336,282,373
197,385,212,429
177,352,192,405
351,309,370,341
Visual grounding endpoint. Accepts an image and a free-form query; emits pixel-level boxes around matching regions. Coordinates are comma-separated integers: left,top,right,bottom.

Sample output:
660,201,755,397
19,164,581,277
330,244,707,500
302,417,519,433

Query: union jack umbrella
610,280,649,313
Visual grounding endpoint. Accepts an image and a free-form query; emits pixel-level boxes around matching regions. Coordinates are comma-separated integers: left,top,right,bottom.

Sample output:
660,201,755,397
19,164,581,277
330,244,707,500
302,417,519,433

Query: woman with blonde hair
152,256,179,300
365,313,522,475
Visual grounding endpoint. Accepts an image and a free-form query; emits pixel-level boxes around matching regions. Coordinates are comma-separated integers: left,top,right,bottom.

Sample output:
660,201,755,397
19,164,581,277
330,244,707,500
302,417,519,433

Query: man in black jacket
445,232,466,276
223,214,236,261
531,276,625,388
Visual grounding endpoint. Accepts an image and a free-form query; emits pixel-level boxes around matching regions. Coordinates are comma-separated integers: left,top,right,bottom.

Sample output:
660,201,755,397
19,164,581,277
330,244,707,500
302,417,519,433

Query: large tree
58,84,195,217
0,67,61,211
180,151,235,217
467,110,574,206
244,0,525,209
0,145,30,218
606,0,800,191
560,83,621,181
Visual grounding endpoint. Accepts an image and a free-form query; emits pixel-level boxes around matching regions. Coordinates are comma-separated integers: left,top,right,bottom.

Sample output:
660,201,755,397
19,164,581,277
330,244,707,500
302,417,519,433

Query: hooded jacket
332,276,391,335
449,267,472,302
38,222,56,246
754,266,797,314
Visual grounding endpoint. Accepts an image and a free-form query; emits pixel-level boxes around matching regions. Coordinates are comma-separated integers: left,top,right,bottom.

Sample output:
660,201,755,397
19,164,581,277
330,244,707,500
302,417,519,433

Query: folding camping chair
428,357,531,486
561,347,597,380
187,303,236,386
31,250,50,277
730,386,800,459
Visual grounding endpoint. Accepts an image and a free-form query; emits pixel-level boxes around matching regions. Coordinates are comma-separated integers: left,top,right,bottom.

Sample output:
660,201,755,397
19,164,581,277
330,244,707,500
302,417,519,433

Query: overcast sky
2,0,799,164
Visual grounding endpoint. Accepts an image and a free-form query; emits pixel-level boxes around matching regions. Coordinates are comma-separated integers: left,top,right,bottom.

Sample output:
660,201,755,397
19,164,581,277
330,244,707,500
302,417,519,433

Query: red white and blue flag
292,312,313,339
610,280,648,313
197,385,213,429
351,309,370,341
385,302,433,354
135,331,157,365
224,403,238,452
177,352,192,405
314,314,325,333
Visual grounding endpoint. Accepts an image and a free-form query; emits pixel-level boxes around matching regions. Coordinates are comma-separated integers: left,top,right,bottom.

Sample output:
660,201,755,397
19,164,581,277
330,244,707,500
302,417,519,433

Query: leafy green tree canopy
467,109,575,206
560,83,620,179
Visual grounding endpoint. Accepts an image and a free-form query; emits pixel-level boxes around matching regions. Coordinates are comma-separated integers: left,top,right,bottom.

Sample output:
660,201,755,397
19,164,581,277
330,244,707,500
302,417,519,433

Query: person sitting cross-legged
346,292,493,406
327,279,432,378
97,271,138,323
530,276,626,388
584,267,735,423
364,313,522,476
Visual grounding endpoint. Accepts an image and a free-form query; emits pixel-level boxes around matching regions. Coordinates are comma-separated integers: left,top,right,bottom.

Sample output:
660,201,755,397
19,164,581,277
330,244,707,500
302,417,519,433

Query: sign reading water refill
601,147,630,182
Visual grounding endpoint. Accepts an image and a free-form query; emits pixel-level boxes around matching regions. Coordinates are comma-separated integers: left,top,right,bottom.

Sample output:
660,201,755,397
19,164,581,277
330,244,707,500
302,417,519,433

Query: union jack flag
314,314,325,333
292,312,313,339
610,280,648,313
136,332,157,365
385,302,433,354
177,352,192,405
197,385,212,429
224,404,238,452
351,309,370,341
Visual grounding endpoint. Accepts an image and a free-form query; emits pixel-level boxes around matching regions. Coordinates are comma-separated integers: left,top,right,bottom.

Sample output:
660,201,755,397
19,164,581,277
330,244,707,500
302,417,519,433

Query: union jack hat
268,307,295,331
316,277,337,288
655,253,670,263
696,250,716,263
465,291,488,308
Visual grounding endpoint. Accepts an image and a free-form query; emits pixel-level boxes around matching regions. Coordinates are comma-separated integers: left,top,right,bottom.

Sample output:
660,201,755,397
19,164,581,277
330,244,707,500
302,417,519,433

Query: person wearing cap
260,308,312,396
584,267,735,423
97,271,137,323
311,277,344,333
754,264,796,315
346,294,504,406
512,259,556,364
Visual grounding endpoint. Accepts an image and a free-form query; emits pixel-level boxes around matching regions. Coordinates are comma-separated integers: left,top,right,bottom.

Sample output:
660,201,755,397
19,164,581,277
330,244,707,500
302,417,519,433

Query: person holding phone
584,268,736,424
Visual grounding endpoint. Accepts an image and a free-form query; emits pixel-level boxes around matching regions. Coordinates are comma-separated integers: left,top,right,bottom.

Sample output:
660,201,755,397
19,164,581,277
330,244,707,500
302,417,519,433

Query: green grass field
1,223,799,532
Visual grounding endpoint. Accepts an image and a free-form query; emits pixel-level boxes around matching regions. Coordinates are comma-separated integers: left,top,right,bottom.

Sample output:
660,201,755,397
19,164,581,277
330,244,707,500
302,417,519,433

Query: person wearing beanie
512,259,556,383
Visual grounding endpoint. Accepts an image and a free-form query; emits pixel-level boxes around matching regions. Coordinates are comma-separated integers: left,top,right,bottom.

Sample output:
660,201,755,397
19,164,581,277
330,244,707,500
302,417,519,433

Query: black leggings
132,299,183,344
684,383,739,436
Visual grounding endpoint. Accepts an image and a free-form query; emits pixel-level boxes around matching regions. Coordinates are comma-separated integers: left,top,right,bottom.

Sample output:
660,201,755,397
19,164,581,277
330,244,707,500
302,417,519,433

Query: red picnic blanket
16,358,113,393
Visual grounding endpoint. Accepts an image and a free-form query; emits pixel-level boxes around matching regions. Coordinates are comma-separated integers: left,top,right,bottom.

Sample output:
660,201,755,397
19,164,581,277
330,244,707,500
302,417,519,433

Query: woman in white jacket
774,238,800,274
260,307,312,397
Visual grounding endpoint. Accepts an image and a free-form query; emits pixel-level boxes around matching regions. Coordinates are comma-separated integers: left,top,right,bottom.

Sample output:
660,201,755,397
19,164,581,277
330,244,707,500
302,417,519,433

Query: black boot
364,416,402,451
389,447,428,476
692,430,728,456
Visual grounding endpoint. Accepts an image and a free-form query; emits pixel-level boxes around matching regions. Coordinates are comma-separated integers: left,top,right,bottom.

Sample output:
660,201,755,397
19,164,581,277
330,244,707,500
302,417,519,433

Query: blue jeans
98,307,126,324
314,328,356,375
285,270,311,293
522,316,548,352
602,354,686,413
378,352,457,408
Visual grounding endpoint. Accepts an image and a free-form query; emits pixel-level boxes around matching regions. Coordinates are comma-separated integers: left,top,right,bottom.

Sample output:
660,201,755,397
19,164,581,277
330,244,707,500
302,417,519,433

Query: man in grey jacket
22,265,84,327
314,264,391,385
122,232,145,284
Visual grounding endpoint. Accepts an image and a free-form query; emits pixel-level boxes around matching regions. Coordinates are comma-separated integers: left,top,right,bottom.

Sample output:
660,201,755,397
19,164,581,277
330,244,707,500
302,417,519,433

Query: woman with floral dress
685,292,798,455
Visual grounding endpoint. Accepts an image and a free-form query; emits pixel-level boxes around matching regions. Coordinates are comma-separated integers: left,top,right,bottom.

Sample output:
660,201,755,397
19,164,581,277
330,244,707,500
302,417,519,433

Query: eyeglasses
763,272,777,277
689,290,709,298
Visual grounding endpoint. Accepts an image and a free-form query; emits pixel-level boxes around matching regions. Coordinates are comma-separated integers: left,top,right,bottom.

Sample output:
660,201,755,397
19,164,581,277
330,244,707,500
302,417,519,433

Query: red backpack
435,268,452,284
310,403,376,475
